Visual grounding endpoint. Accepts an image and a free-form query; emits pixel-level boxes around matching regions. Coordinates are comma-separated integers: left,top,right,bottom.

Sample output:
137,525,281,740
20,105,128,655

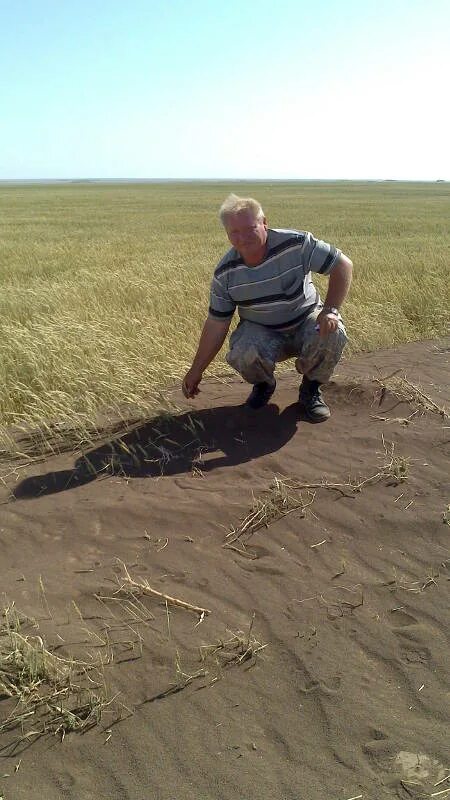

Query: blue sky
1,0,448,180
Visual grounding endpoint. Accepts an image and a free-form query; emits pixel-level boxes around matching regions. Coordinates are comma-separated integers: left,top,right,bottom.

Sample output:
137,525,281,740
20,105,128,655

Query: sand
0,338,449,800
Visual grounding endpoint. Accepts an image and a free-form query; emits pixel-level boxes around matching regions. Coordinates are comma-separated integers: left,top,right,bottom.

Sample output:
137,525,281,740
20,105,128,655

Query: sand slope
0,338,449,800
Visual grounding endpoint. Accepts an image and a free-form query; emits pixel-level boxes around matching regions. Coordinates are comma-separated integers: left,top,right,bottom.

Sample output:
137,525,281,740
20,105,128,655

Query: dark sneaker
298,378,330,422
245,381,276,410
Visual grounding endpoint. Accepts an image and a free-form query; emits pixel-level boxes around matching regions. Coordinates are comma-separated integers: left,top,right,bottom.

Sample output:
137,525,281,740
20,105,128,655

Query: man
182,194,352,421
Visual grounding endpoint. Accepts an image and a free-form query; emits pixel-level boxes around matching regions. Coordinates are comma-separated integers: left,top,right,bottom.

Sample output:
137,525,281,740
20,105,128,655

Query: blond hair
219,193,265,226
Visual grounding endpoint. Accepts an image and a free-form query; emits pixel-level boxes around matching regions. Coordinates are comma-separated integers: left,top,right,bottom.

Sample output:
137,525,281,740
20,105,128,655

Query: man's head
219,193,268,266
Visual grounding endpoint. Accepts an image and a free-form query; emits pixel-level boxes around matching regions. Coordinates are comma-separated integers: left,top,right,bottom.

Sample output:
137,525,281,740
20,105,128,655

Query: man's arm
182,317,231,398
317,254,353,337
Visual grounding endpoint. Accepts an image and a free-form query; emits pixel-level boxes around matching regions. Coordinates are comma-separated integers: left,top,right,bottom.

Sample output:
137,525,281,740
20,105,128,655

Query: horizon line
0,177,448,184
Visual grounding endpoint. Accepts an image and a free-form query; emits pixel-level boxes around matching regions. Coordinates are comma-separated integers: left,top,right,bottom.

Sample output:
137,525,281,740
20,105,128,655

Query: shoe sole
300,410,330,423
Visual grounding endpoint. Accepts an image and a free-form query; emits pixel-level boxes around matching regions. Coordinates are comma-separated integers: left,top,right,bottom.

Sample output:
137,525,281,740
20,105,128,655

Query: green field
0,181,449,458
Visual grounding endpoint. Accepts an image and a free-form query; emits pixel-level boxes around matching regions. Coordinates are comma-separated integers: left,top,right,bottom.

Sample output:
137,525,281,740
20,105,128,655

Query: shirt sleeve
208,273,236,320
302,232,342,275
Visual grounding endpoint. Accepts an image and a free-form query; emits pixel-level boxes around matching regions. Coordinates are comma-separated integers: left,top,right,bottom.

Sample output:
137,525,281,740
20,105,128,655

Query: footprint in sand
392,628,432,664
388,610,418,627
363,728,395,759
158,569,187,583
299,675,342,696
399,645,431,664
236,561,285,576
387,614,432,664
247,544,271,559
391,751,448,793
363,735,448,794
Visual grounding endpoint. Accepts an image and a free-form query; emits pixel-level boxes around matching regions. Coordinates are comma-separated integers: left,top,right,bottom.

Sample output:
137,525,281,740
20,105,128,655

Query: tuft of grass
224,476,315,551
199,614,268,672
0,603,115,747
378,375,449,419
378,436,410,483
153,615,268,700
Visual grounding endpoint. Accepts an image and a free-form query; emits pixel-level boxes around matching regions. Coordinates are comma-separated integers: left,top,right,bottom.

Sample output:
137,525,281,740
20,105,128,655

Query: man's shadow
13,401,300,500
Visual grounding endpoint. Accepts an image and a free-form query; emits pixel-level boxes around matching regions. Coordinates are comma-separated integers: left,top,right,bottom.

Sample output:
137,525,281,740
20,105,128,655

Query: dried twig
114,561,211,618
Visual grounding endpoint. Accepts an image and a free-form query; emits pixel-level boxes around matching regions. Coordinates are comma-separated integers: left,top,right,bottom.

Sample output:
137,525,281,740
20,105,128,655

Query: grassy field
0,180,449,458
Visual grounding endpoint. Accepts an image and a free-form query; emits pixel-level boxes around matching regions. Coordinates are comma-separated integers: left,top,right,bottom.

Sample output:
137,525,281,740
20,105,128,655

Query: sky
0,0,449,180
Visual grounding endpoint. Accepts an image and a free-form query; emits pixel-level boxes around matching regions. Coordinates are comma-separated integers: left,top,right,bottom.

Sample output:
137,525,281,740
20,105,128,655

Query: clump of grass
153,615,268,701
378,436,410,483
224,476,315,551
0,603,114,746
199,614,268,672
379,374,449,419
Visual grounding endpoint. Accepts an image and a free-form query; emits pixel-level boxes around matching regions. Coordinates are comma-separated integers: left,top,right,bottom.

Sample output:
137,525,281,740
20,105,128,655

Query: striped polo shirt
209,228,341,330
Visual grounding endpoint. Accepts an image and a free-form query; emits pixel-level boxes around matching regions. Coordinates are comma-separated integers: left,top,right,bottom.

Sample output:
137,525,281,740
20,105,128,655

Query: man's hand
181,317,231,399
182,367,203,398
316,311,339,337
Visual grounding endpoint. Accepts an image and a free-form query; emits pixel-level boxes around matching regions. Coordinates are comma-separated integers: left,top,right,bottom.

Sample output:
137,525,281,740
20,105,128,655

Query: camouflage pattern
226,305,348,386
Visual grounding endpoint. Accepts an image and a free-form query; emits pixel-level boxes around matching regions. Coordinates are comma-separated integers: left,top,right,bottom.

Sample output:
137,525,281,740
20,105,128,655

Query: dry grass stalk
225,447,410,551
294,585,364,619
434,776,450,788
385,567,441,594
110,561,211,619
289,453,407,493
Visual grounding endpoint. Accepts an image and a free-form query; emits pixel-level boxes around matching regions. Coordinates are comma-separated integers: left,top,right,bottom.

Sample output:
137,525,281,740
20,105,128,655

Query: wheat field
0,180,449,458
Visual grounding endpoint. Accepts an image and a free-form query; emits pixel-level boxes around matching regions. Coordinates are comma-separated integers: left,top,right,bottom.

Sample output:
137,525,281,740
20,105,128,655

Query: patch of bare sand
0,338,449,800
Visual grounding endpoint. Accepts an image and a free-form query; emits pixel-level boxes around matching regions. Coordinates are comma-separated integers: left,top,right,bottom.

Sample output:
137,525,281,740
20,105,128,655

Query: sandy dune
0,338,449,800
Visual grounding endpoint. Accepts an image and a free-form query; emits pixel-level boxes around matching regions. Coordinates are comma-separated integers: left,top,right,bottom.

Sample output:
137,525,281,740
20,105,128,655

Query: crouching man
182,194,352,422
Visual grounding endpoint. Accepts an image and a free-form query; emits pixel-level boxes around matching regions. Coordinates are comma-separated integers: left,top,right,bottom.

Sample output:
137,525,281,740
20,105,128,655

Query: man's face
224,210,268,264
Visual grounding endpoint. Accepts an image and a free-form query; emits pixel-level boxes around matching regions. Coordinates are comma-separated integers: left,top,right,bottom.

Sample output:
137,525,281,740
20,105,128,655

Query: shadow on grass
13,401,301,500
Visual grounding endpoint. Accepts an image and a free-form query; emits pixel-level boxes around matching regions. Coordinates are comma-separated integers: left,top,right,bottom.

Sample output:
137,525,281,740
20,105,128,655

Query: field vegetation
0,181,449,459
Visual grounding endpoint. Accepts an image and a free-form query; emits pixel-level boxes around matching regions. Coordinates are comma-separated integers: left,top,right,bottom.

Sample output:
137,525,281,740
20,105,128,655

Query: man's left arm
318,254,353,337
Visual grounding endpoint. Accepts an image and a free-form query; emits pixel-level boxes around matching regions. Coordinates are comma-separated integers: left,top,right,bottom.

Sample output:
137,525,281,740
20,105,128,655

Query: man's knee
321,328,348,364
295,326,348,381
303,324,348,358
226,344,275,383
329,325,348,354
227,343,274,371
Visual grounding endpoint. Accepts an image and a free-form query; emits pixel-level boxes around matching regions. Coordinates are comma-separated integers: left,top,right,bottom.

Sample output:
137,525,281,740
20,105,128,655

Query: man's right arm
182,317,231,398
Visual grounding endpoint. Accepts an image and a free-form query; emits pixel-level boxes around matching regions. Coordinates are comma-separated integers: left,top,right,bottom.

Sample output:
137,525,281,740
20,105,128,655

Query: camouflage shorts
226,306,348,386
